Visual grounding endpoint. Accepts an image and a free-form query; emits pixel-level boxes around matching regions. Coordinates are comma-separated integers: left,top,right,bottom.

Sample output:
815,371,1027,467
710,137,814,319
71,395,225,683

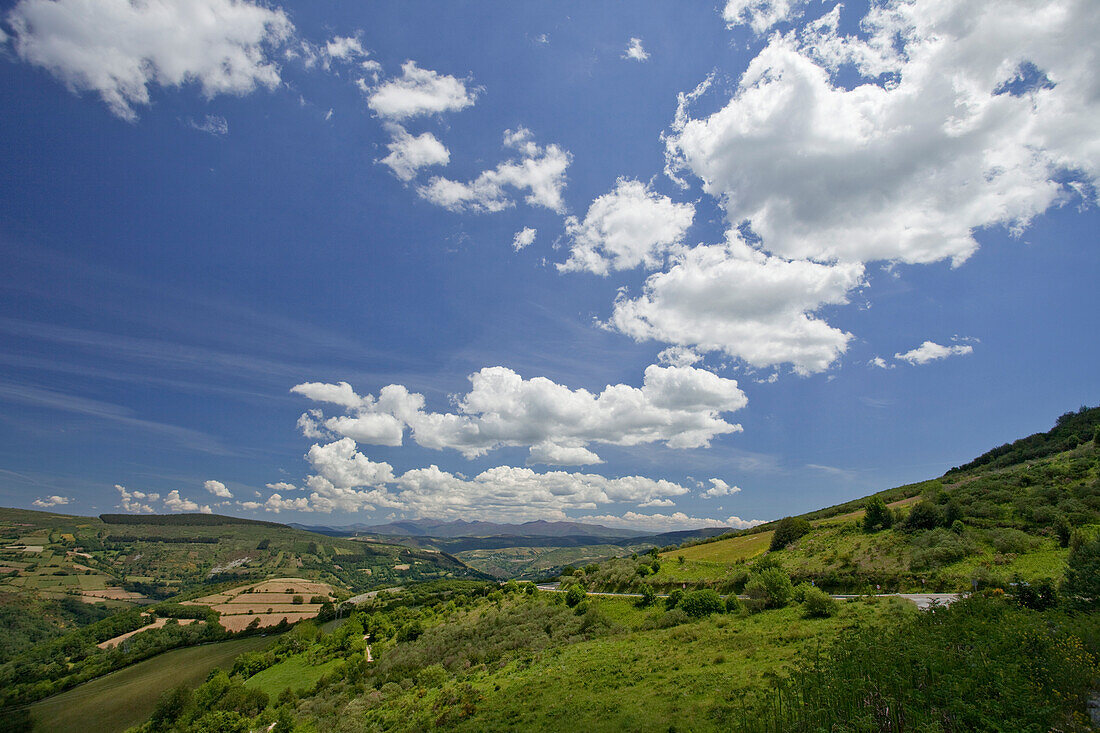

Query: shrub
900,501,943,531
862,496,894,532
744,567,793,611
724,595,742,614
665,588,684,610
1013,578,1059,611
565,585,586,608
679,589,724,618
909,528,977,570
801,586,837,618
1062,532,1100,610
635,564,651,577
769,517,812,551
637,583,656,608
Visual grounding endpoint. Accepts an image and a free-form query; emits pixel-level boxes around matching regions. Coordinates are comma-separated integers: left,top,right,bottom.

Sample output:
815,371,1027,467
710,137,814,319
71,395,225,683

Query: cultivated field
665,530,774,563
184,577,334,631
28,635,278,733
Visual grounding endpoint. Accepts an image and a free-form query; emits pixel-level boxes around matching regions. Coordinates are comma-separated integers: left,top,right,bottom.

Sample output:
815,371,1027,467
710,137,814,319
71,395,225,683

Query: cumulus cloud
6,0,293,120
32,495,70,508
702,478,741,498
722,0,805,34
512,227,537,251
578,511,766,532
609,232,864,374
671,0,1100,267
245,437,698,520
657,346,702,368
115,484,156,514
366,60,478,120
378,124,450,182
293,363,747,465
163,490,211,514
418,129,571,214
894,340,974,365
203,480,233,499
868,356,892,369
558,178,695,275
623,37,649,61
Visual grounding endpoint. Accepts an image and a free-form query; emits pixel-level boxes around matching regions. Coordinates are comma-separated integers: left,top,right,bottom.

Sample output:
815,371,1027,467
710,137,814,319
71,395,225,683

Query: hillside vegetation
574,407,1100,596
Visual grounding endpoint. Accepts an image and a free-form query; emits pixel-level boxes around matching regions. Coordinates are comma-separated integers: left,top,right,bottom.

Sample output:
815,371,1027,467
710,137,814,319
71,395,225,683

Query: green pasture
28,635,279,733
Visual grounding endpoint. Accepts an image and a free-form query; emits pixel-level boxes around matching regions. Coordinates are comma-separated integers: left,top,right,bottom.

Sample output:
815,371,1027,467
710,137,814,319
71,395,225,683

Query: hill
0,507,486,665
581,406,1100,595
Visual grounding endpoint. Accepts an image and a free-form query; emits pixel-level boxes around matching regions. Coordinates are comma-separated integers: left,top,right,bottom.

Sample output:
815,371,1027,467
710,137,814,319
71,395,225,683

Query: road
535,584,962,610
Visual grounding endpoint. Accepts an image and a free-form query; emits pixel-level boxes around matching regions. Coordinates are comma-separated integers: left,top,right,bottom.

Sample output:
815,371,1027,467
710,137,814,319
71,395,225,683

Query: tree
680,589,724,618
665,588,684,610
900,501,943,532
1054,516,1072,548
769,517,812,551
565,584,586,608
744,567,793,610
637,583,656,608
1061,533,1100,610
862,496,894,532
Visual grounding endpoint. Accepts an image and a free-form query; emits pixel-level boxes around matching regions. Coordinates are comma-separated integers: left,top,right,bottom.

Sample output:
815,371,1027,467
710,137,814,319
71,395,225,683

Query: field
245,654,344,697
97,617,201,649
28,635,279,733
665,531,773,563
184,577,335,631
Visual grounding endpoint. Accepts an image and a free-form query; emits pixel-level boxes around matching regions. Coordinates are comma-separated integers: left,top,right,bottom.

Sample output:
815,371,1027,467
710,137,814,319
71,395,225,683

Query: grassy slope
246,655,343,697
638,424,1100,593
338,595,915,732
28,635,278,733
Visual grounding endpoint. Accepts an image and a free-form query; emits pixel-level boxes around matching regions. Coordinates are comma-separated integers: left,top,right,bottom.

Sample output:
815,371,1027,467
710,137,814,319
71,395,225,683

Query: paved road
535,584,962,609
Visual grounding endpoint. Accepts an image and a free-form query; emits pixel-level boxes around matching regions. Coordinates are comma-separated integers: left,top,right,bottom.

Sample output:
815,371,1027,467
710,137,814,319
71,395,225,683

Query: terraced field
184,577,334,631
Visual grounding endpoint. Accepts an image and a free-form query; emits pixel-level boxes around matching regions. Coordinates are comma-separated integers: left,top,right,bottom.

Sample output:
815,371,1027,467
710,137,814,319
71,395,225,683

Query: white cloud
623,37,649,62
293,363,747,465
203,480,233,499
419,130,571,214
869,356,892,369
702,478,741,498
378,124,450,182
325,35,366,64
512,227,537,251
722,0,805,34
558,178,695,275
32,495,70,508
163,490,211,514
265,481,298,493
6,0,293,120
609,232,864,374
257,438,698,521
578,511,765,532
894,340,974,365
657,346,702,368
366,60,478,120
188,114,228,136
115,485,156,514
671,0,1100,267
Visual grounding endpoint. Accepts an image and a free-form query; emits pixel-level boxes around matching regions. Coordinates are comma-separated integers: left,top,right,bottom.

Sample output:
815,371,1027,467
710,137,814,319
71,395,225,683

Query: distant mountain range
289,518,650,539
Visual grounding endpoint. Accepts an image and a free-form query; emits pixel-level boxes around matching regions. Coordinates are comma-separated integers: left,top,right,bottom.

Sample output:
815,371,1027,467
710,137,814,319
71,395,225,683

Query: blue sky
0,0,1097,530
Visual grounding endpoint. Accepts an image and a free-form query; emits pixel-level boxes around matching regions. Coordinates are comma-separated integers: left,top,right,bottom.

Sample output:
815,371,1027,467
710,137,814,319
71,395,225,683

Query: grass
245,654,343,697
348,595,916,732
665,531,772,563
28,634,278,733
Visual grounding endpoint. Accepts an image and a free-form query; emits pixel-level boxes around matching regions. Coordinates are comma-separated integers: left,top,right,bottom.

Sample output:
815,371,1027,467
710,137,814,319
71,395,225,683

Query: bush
665,588,684,610
1013,579,1059,611
900,501,943,531
769,517,812,551
862,496,894,532
744,567,793,611
565,585,586,608
1062,532,1100,610
724,595,742,614
909,528,977,570
679,589,724,618
801,586,837,618
637,583,656,608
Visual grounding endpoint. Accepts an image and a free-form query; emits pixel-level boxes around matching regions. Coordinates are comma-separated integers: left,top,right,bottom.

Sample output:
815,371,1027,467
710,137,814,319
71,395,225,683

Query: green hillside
582,406,1100,595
